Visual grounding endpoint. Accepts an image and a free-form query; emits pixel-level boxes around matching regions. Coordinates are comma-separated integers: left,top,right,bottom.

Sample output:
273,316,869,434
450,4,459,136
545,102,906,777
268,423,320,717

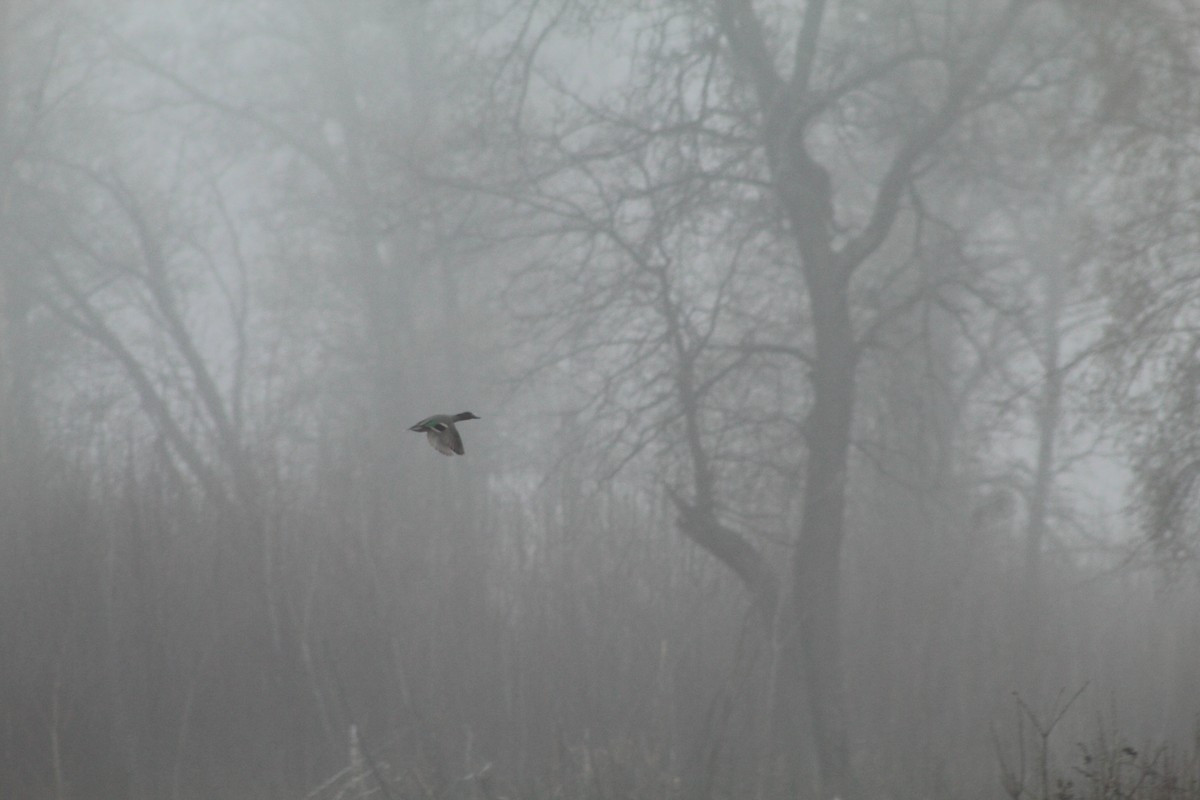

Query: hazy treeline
0,1,1199,798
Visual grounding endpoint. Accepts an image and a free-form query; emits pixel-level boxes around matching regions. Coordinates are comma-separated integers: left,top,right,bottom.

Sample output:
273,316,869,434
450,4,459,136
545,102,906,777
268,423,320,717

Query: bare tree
1066,0,1200,574
487,0,1127,794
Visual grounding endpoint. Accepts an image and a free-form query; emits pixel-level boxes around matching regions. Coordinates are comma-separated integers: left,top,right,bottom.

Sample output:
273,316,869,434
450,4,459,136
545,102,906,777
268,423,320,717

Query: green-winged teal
409,412,480,456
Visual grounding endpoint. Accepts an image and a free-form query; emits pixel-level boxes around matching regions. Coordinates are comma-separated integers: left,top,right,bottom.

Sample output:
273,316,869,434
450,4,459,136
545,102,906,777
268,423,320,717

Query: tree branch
837,0,1033,273
666,485,778,619
787,0,828,102
34,251,236,514
714,0,784,107
85,171,260,509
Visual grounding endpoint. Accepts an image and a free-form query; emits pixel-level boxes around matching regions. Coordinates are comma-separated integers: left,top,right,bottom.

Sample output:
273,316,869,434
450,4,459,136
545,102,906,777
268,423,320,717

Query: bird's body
409,412,480,456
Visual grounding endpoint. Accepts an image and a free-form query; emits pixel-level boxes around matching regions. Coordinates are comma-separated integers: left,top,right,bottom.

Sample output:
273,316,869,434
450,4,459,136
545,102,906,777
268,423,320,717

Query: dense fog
1,1,1198,798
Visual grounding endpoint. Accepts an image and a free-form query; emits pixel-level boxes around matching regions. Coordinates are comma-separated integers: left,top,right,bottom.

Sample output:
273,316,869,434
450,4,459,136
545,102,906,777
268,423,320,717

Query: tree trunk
1025,251,1064,610
790,272,857,800
1018,230,1065,701
769,101,859,800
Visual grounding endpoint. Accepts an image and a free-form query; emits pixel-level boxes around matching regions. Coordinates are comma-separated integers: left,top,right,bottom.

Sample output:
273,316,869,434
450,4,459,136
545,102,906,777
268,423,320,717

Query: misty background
1,1,1199,798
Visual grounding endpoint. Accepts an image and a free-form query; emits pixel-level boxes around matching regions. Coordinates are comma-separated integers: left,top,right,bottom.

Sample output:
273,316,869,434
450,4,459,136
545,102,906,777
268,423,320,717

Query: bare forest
2,1,1200,798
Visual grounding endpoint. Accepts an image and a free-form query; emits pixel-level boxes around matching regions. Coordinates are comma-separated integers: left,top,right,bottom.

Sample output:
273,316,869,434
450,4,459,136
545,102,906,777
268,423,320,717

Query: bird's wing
444,423,465,455
428,426,464,456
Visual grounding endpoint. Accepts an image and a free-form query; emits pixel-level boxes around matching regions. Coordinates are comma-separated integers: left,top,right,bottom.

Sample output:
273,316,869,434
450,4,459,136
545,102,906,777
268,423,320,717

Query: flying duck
408,412,480,456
